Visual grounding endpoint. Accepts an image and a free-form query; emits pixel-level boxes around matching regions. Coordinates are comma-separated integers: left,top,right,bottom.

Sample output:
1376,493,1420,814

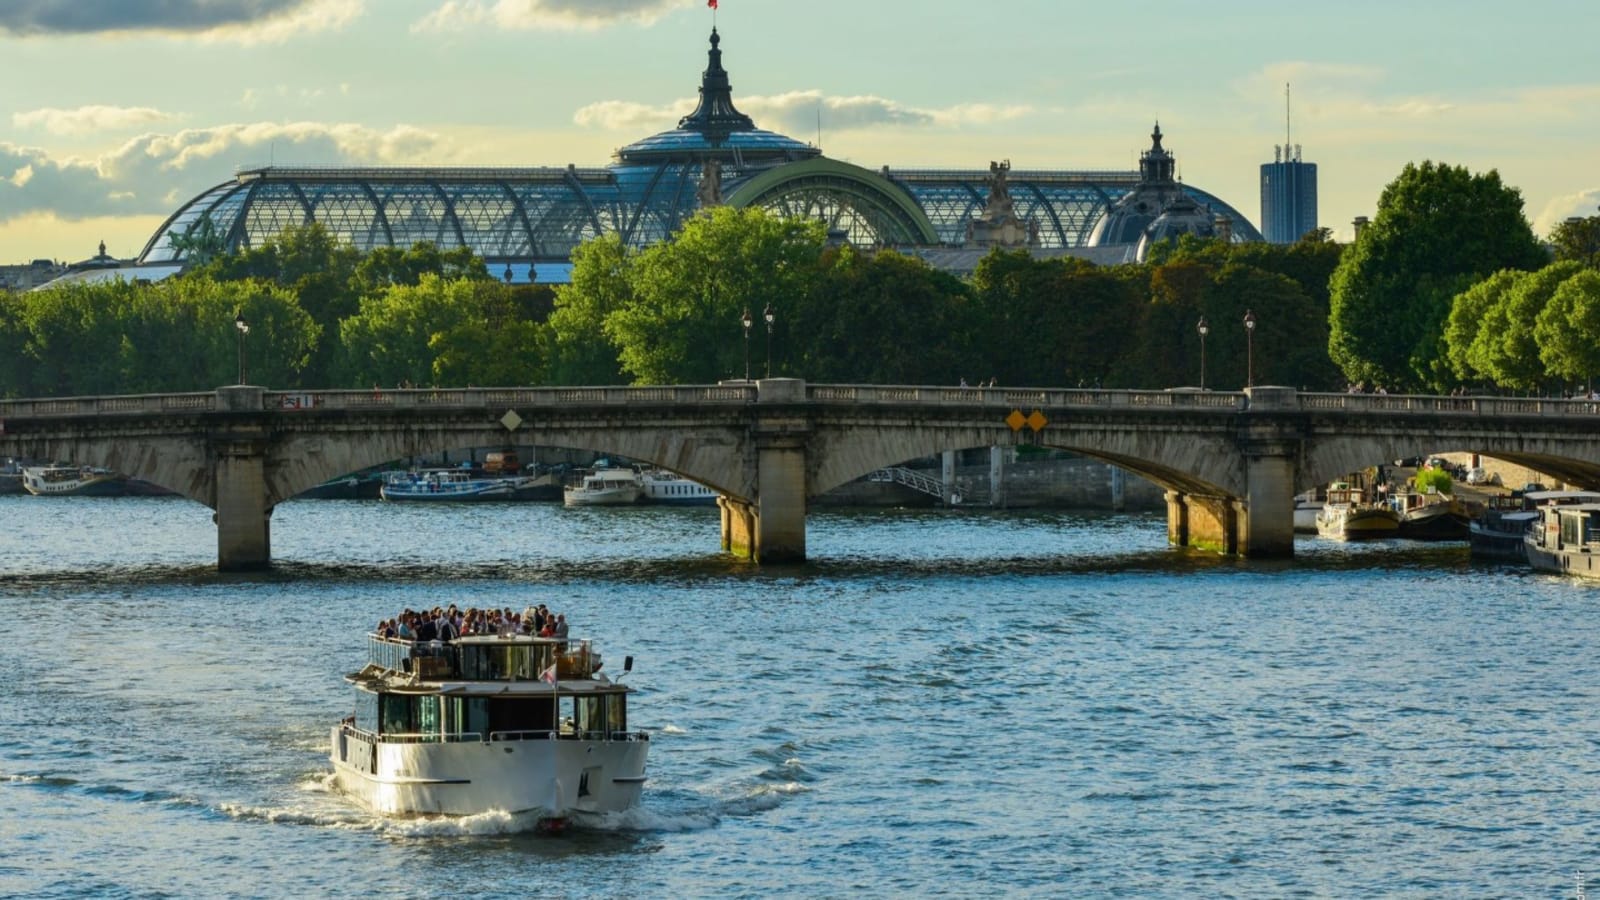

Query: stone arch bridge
4,380,1600,570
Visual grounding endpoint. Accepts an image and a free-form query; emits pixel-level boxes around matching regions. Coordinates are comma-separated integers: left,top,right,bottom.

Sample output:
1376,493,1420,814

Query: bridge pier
214,386,272,571
1166,491,1238,554
1239,451,1296,557
1236,387,1300,558
718,378,810,564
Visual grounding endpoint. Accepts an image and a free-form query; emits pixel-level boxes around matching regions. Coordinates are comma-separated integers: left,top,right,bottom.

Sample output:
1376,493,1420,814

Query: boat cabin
347,635,638,745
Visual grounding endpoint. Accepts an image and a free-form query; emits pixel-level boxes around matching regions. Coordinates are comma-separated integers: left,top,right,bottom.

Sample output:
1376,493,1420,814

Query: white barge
330,633,648,826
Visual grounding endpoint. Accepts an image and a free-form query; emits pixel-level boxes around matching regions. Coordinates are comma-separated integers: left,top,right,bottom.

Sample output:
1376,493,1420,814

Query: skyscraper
1260,145,1318,244
1259,85,1318,244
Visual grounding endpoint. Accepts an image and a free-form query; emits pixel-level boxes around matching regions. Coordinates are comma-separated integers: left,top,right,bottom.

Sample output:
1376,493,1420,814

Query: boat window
1562,512,1584,547
607,693,628,734
574,694,606,737
379,694,413,735
488,696,555,735
355,692,378,732
416,696,441,739
445,697,492,738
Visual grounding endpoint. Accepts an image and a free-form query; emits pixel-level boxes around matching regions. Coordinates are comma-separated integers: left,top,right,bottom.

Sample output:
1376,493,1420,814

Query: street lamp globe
234,310,250,385
1242,309,1257,388
740,308,753,381
1196,316,1209,390
763,303,775,378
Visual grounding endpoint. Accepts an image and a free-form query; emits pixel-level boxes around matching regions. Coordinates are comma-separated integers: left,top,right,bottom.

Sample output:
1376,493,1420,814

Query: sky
2,0,1598,264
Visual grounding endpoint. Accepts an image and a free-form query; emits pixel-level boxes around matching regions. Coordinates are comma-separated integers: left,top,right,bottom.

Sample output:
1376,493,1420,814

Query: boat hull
1293,503,1320,534
380,483,516,502
563,486,642,506
330,727,648,819
1469,521,1530,561
1397,506,1470,541
1524,539,1600,579
1316,506,1401,540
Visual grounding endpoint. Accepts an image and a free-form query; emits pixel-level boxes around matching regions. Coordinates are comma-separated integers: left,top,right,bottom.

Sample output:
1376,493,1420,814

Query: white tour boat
379,469,516,502
21,464,126,497
638,470,719,506
563,468,643,506
330,632,648,825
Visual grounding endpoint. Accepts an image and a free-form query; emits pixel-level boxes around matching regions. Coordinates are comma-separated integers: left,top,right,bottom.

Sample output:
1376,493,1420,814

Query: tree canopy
1328,161,1547,390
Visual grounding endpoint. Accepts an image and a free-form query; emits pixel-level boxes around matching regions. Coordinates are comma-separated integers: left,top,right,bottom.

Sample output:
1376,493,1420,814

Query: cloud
0,0,363,42
572,90,1035,136
0,122,448,223
414,0,683,32
14,105,178,136
1533,188,1600,236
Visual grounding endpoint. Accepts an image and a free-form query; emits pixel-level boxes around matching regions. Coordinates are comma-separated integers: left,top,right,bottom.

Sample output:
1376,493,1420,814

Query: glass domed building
104,29,1259,285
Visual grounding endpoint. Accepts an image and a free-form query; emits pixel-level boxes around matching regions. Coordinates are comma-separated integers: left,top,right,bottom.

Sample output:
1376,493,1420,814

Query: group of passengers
376,604,568,643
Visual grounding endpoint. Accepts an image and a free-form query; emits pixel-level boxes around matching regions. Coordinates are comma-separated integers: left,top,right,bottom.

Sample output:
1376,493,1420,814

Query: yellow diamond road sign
500,409,523,431
1005,409,1026,431
1026,410,1048,432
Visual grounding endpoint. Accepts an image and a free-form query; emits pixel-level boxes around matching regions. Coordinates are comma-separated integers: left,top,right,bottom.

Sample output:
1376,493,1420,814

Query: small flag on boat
540,664,557,684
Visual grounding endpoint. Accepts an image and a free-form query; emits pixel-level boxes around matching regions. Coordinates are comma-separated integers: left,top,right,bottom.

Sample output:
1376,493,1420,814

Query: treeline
1329,160,1600,393
1,209,1349,397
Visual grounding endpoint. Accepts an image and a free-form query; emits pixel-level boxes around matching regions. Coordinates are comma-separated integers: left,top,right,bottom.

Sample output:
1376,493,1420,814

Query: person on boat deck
395,615,413,640
435,612,457,642
415,613,436,644
554,614,569,644
539,617,557,638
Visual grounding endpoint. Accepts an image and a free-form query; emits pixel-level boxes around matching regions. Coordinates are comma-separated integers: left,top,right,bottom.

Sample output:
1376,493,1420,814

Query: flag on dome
708,0,718,8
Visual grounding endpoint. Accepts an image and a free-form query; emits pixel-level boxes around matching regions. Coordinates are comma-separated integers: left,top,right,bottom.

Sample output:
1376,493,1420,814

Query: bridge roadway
4,380,1600,570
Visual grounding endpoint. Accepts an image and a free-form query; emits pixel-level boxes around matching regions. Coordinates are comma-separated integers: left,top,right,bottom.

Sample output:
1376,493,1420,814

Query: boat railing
366,634,599,681
367,729,487,745
489,730,557,742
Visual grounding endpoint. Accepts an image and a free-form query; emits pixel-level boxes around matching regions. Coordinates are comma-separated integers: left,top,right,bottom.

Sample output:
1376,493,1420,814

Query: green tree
191,223,361,385
350,242,491,297
1328,161,1548,389
1415,467,1453,494
603,207,826,384
338,275,541,387
793,246,974,384
1442,270,1522,383
1465,262,1581,391
547,234,636,385
1548,213,1600,269
1535,269,1600,387
970,251,1142,387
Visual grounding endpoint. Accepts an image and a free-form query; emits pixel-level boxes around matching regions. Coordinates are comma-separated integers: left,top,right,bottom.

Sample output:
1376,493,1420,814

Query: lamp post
741,308,752,381
234,310,249,385
1243,308,1257,388
763,303,774,378
1196,316,1209,390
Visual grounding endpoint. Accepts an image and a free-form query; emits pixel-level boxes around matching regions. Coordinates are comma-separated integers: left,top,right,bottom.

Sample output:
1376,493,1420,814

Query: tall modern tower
1259,85,1318,244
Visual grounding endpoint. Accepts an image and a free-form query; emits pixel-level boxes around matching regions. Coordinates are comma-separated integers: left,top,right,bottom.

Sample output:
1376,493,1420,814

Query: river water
1,495,1596,897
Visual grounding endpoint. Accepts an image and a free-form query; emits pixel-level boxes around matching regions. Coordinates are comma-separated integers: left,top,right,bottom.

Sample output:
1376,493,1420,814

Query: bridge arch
808,431,1243,500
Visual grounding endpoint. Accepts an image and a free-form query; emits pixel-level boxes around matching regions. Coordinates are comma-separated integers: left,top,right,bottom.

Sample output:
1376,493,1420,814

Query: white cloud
14,105,178,136
572,99,684,132
1533,188,1600,237
0,122,450,224
572,90,1035,136
414,0,683,32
